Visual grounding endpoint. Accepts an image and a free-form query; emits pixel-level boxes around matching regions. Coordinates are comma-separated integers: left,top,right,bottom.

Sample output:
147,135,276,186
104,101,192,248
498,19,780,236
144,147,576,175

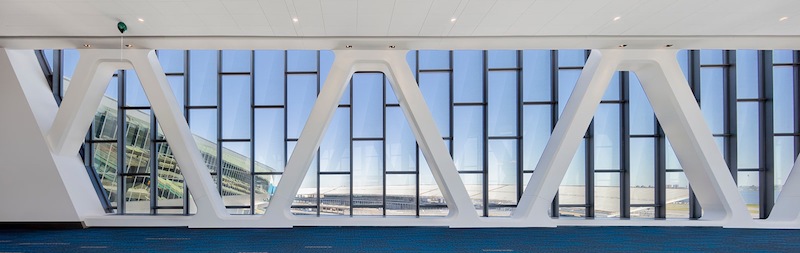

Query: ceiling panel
1,0,800,37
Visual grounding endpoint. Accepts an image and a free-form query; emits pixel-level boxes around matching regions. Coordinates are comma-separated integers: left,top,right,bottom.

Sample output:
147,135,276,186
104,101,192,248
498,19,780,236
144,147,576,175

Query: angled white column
47,50,130,155
513,50,617,225
768,154,800,223
514,49,750,227
263,50,478,227
127,50,228,221
632,50,751,226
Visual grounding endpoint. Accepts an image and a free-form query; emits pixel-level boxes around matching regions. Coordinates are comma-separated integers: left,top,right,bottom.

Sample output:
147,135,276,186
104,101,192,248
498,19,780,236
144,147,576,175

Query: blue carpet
1,226,799,252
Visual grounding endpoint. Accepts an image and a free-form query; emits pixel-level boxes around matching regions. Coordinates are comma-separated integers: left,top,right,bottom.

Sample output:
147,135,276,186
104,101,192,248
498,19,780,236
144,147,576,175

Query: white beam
768,154,800,223
513,50,616,226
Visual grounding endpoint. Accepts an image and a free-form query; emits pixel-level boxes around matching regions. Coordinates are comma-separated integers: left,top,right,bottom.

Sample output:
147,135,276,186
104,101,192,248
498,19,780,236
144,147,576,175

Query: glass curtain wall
39,49,799,219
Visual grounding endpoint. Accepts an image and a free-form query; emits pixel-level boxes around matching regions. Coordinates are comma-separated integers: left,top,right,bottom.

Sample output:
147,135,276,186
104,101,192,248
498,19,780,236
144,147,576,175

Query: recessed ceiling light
618,44,627,48
137,18,144,22
83,44,91,48
780,16,789,22
292,17,299,22
450,18,457,22
613,16,621,21
345,45,353,48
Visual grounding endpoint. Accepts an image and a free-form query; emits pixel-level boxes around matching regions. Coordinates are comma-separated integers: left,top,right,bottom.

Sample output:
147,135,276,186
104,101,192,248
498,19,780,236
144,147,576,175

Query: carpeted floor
0,226,798,252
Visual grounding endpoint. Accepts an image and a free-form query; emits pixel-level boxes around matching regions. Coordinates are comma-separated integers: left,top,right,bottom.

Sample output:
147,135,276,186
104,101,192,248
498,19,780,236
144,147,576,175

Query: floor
0,226,798,252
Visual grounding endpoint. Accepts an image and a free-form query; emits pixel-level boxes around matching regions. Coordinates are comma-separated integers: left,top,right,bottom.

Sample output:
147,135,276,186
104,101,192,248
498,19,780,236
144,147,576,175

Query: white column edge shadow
262,50,479,227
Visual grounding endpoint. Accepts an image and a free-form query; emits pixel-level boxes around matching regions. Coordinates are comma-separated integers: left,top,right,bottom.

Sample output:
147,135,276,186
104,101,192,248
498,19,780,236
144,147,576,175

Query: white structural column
126,50,228,222
513,50,616,226
47,51,130,155
264,50,478,227
768,154,800,224
514,49,751,227
0,49,105,221
632,50,751,226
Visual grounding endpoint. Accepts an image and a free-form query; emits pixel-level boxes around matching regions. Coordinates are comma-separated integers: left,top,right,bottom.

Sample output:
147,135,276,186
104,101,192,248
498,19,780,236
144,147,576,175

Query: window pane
629,73,655,135
488,71,518,136
453,50,483,103
62,49,79,95
630,138,655,205
700,50,724,65
594,172,620,218
738,171,759,218
319,51,335,86
386,174,416,216
386,107,416,172
287,50,317,72
773,50,794,64
189,50,218,106
419,72,451,137
254,109,284,173
93,143,118,204
221,141,251,208
352,73,384,138
594,104,620,170
124,109,151,174
488,50,517,69
320,108,350,172
775,136,795,201
254,50,285,105
523,105,551,171
158,50,185,74
677,50,689,80
353,141,383,206
666,172,689,218
700,67,724,134
558,50,585,67
125,71,149,107
221,75,251,139
124,176,151,214
287,74,317,139
602,72,620,101
523,50,552,102
222,50,251,73
155,143,184,208
189,109,217,172
255,174,279,214
319,174,350,215
418,50,449,70
454,106,483,172
488,139,518,206
773,66,795,133
736,50,758,99
291,141,320,208
558,69,580,116
737,102,760,169
166,76,185,109
460,173,483,215
420,146,448,210
559,140,586,205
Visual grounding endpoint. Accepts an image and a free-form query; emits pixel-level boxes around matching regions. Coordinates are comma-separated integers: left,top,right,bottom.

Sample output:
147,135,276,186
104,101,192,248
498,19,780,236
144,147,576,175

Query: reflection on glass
254,50,285,106
386,107,416,172
189,50,218,106
124,109,151,174
418,50,449,70
666,172,689,218
560,140,586,205
523,50,552,102
353,141,383,206
488,139,518,206
460,173,483,215
454,106,483,171
221,142,251,209
320,108,350,172
420,72,451,137
221,75,251,139
189,109,217,172
630,138,655,206
124,176,151,214
320,174,350,215
488,71,518,136
738,171,759,218
523,105,551,172
254,109,284,173
453,50,483,103
154,143,184,208
386,175,416,216
594,172,620,217
93,143,118,204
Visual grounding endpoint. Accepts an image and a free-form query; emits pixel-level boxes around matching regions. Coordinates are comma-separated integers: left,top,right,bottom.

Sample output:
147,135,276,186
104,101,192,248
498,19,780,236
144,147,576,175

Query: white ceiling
1,0,800,37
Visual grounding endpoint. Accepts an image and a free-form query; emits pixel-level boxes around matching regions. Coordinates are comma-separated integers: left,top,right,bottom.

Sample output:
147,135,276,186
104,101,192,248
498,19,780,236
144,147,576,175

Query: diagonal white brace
767,154,800,223
127,50,228,221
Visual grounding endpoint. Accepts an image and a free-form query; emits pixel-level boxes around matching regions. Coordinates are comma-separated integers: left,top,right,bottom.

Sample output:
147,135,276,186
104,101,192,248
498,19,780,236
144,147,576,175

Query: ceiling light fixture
138,18,144,22
292,17,299,22
613,16,621,21
666,44,674,48
618,44,627,48
83,44,91,48
450,18,457,22
125,44,133,48
345,45,353,48
389,45,396,49
780,16,789,22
